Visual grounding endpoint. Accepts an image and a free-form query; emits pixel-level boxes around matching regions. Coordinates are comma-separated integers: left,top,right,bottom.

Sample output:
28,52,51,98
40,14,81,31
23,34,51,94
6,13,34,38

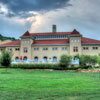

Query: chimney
52,25,56,32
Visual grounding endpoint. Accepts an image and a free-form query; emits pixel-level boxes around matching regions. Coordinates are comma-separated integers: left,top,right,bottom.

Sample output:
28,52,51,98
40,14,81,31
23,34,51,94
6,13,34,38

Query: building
0,25,100,63
0,40,12,45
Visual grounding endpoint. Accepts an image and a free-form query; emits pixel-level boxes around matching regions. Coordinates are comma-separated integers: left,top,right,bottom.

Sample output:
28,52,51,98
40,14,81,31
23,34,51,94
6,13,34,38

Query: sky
0,0,100,39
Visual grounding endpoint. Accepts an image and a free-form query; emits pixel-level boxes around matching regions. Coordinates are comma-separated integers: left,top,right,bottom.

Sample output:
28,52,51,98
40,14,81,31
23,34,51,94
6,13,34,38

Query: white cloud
1,0,100,39
29,0,100,39
0,3,8,15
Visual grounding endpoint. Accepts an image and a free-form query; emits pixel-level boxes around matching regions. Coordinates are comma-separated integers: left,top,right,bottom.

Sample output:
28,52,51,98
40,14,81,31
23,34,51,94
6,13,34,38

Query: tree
0,50,12,67
89,55,97,66
59,54,72,67
97,53,100,65
79,55,98,66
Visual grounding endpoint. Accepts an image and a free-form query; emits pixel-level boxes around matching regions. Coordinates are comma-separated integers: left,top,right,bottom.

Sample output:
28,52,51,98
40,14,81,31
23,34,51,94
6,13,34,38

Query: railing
11,60,58,64
12,59,79,65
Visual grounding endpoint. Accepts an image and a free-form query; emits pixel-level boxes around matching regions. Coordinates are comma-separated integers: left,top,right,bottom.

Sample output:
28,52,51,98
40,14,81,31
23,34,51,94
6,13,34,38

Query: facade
0,25,100,63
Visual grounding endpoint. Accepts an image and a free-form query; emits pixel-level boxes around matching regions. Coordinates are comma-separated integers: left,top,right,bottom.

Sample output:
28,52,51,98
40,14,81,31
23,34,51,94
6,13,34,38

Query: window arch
53,56,57,62
43,56,48,62
15,56,19,60
23,56,27,60
34,56,38,62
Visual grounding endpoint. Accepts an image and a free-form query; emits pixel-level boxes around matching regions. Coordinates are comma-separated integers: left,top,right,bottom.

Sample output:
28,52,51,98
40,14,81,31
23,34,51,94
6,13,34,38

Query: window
15,57,19,60
52,48,57,50
8,48,12,51
24,48,28,53
73,46,78,52
34,48,39,51
83,47,88,50
43,56,48,62
23,56,27,60
74,40,77,42
15,48,20,51
77,40,80,42
93,47,98,50
53,56,57,62
34,57,38,62
43,48,48,50
62,47,67,50
71,40,74,42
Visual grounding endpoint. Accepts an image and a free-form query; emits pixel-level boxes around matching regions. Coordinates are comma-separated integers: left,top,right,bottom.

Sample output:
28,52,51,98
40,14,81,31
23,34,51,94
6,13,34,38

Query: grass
0,69,100,100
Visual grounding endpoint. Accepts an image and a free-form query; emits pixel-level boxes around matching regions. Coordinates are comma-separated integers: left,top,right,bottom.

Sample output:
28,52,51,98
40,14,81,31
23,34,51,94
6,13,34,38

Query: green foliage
0,50,12,67
59,54,72,67
0,34,16,41
11,64,64,70
97,53,100,65
79,55,98,66
75,53,80,59
0,64,91,70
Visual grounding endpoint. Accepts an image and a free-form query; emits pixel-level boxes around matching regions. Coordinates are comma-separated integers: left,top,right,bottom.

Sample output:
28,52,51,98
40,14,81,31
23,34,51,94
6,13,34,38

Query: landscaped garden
0,69,100,100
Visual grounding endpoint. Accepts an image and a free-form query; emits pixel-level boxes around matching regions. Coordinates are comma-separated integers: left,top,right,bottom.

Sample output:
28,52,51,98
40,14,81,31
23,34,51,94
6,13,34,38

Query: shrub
11,64,63,70
59,54,72,67
97,53,100,66
79,55,98,66
78,66,91,69
90,55,98,66
0,50,12,67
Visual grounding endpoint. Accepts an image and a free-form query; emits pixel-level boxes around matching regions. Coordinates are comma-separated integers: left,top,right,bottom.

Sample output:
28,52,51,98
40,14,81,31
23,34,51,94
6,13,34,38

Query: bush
97,53,100,66
11,64,64,70
59,54,72,67
78,66,92,69
0,50,12,67
79,55,98,66
0,63,93,70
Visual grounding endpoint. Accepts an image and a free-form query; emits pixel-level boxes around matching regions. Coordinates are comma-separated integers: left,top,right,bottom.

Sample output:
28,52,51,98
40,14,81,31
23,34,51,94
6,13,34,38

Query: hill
0,34,16,41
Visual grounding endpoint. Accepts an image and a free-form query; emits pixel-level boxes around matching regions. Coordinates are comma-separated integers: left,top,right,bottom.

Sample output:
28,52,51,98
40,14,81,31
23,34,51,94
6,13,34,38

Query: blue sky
0,0,100,39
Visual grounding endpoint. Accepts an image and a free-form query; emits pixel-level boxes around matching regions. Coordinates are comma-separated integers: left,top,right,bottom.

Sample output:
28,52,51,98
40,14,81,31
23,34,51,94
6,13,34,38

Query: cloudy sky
0,0,100,39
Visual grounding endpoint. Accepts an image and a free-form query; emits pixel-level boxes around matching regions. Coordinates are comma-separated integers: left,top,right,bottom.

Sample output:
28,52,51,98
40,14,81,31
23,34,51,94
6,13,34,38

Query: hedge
0,64,92,70
10,64,64,70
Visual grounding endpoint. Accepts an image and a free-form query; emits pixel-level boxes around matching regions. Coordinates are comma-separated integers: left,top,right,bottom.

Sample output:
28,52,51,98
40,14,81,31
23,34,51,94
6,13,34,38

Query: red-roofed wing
82,37,100,44
0,40,21,46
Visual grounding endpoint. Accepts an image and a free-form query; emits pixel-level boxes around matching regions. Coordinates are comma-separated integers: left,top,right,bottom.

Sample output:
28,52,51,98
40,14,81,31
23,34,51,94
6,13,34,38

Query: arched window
23,56,27,61
34,56,38,62
53,56,57,62
43,56,48,62
15,57,19,60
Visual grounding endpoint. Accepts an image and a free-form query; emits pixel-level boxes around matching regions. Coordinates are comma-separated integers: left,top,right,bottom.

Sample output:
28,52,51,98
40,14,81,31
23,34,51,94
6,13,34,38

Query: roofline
82,43,100,45
0,45,20,47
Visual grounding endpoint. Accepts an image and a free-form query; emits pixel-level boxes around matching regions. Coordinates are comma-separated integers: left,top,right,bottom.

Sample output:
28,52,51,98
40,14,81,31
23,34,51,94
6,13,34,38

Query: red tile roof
71,29,80,35
33,39,69,45
1,36,100,47
30,32,72,36
22,31,30,37
0,40,21,47
21,29,81,37
82,37,100,44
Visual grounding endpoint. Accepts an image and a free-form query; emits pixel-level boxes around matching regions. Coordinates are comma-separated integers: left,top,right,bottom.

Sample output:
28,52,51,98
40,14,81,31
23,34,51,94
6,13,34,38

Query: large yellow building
0,25,100,63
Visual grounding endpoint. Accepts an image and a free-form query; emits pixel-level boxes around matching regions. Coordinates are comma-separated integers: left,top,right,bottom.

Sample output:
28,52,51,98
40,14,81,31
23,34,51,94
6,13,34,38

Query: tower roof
71,29,80,35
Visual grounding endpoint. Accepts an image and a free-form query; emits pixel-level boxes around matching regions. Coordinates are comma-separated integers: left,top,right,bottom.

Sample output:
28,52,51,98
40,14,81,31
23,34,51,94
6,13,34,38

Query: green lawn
0,69,100,100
